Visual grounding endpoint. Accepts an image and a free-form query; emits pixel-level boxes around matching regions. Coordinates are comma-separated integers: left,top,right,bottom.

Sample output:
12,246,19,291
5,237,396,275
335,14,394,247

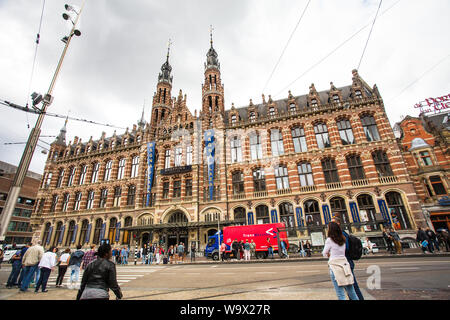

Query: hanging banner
115,222,121,243
322,204,331,224
296,207,304,227
377,199,392,224
247,212,254,225
58,225,65,244
146,141,156,206
46,226,53,245
271,209,278,223
85,223,92,243
100,223,106,240
204,129,215,200
349,202,361,223
71,225,78,244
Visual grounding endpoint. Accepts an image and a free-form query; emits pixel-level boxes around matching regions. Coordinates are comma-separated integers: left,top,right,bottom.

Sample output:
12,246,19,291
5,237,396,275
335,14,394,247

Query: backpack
347,235,363,261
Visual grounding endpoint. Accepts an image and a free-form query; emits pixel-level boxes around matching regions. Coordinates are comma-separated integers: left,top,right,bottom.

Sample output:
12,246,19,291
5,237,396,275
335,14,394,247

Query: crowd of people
138,242,193,265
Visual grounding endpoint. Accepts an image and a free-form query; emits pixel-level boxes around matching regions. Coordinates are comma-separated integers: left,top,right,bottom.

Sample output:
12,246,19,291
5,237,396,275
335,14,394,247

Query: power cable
357,0,383,71
262,0,312,93
273,0,401,98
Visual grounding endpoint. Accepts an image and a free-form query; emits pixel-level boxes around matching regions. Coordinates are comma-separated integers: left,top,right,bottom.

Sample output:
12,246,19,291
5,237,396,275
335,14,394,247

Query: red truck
205,222,289,260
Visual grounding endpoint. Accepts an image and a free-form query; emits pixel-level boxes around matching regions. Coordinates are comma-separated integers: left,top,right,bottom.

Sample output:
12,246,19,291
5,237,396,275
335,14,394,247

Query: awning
120,220,235,231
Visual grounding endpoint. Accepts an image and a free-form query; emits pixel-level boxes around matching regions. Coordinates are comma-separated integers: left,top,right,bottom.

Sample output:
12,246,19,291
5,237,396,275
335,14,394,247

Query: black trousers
35,267,51,292
56,265,68,286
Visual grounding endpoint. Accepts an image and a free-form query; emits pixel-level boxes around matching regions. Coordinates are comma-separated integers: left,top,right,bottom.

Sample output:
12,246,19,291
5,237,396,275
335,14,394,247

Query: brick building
30,37,427,252
0,161,41,245
394,110,450,231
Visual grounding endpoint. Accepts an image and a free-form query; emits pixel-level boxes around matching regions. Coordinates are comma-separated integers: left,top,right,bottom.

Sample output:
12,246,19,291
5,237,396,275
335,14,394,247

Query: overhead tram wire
273,0,401,98
24,0,47,130
357,0,383,71
387,52,450,105
0,99,126,130
262,0,312,93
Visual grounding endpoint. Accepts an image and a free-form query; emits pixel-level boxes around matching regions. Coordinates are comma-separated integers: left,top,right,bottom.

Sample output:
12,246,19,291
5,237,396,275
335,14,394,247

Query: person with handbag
76,243,122,300
55,248,71,287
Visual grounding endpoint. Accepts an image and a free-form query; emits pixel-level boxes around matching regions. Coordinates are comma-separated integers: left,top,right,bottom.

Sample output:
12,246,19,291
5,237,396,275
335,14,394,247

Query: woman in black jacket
76,243,122,300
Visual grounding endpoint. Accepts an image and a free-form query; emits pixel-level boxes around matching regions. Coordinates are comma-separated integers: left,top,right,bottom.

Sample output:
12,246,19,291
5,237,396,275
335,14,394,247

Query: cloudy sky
0,0,449,174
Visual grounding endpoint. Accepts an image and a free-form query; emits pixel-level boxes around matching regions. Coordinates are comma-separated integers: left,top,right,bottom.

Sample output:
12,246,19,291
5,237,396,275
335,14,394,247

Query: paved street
0,255,449,300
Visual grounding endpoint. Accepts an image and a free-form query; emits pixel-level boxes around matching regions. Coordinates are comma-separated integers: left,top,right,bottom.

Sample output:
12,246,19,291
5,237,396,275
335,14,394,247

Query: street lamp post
0,2,86,240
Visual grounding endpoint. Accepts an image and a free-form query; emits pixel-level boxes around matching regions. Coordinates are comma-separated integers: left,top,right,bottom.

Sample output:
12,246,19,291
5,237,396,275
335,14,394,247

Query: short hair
90,244,95,249
64,248,71,253
97,243,111,258
76,244,82,250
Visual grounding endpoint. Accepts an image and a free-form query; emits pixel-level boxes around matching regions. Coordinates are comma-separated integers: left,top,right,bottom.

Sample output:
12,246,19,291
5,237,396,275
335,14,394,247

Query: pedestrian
19,241,44,292
177,242,184,263
250,240,256,259
76,243,123,300
437,230,450,252
239,241,244,260
68,244,84,289
363,237,374,255
322,222,359,300
304,240,312,257
382,228,394,254
266,238,274,259
389,228,403,254
243,240,251,261
299,241,306,257
148,244,154,265
6,248,22,288
190,243,196,262
416,227,432,253
231,239,239,260
17,242,31,288
220,242,227,262
35,246,58,293
426,228,440,252
55,248,71,287
142,244,148,265
332,218,364,300
82,245,97,270
0,248,3,269
120,247,127,265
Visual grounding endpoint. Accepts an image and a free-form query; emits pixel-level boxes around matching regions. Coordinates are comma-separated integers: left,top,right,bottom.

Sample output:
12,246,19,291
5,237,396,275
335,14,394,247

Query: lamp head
73,29,81,37
62,13,70,20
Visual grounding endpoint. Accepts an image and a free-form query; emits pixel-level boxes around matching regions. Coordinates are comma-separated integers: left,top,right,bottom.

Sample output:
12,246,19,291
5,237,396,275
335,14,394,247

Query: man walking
68,245,84,289
250,240,256,259
231,239,239,260
6,248,23,288
243,240,251,261
19,241,44,292
416,227,432,253
220,241,227,262
389,228,403,254
426,228,440,252
81,245,97,270
266,238,274,259
382,228,394,254
190,242,196,262
177,242,185,263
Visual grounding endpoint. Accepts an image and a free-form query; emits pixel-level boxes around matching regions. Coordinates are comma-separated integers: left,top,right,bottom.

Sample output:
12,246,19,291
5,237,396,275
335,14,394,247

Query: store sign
160,165,192,175
414,93,450,114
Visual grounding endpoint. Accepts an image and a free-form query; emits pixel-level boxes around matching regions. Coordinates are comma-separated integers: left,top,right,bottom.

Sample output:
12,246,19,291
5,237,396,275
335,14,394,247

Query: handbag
421,240,428,247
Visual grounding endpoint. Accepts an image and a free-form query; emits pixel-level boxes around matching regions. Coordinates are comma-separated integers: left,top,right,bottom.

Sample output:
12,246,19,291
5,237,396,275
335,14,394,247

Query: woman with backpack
322,222,359,300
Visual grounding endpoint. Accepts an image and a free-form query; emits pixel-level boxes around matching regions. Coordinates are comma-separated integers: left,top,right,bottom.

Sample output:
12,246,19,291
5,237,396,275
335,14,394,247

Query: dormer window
111,140,115,149
419,151,433,166
355,90,362,99
249,112,256,122
231,114,237,125
289,103,296,113
268,107,275,117
332,95,340,104
311,99,318,107
136,135,141,143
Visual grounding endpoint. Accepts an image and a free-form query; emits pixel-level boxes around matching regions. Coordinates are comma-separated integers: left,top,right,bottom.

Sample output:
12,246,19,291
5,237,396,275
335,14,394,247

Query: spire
54,116,68,146
158,39,173,84
205,25,220,70
138,100,146,128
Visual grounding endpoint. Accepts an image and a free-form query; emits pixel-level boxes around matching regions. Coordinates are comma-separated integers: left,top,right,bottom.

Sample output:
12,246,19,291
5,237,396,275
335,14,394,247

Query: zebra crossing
44,265,164,288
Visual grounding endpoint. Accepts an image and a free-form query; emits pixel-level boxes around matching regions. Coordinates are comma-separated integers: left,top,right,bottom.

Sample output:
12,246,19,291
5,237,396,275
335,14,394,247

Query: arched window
361,115,380,142
234,207,246,225
231,136,242,163
117,158,126,179
65,220,76,246
275,165,290,190
357,194,378,231
255,205,269,224
53,221,63,246
79,165,87,185
314,123,331,149
346,155,366,180
322,158,339,183
42,223,51,244
330,197,350,225
232,171,244,195
56,168,65,188
292,126,307,153
270,129,284,156
93,219,103,245
298,162,314,187
372,150,393,177
253,168,266,192
337,119,355,145
304,200,321,226
123,217,133,245
62,193,70,212
127,185,136,205
91,162,100,183
108,218,117,244
78,219,89,245
250,133,263,160
67,166,76,186
279,202,295,231
104,160,113,181
131,156,139,178
168,211,189,223
386,192,411,230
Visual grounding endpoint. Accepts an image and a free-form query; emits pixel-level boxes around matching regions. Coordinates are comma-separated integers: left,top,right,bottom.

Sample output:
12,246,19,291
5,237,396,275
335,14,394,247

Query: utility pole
0,2,86,239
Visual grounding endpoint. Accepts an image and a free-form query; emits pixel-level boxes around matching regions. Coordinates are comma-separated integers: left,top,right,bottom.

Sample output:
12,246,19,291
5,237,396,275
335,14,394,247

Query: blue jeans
268,247,274,258
121,256,128,264
148,253,153,264
20,264,39,291
35,267,51,292
70,265,80,284
7,261,22,287
329,268,359,300
348,260,364,300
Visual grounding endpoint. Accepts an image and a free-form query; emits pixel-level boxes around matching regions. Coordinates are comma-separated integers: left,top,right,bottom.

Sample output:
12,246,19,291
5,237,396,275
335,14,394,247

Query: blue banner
100,223,106,240
46,226,53,245
349,202,360,223
115,222,121,242
296,207,304,227
322,204,331,224
146,142,156,206
247,212,254,225
71,225,78,244
204,129,215,200
58,225,65,244
85,223,92,243
271,209,278,223
377,199,391,224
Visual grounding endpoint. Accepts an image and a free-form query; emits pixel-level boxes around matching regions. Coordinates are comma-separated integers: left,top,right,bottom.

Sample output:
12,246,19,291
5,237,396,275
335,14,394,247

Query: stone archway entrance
163,210,189,250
